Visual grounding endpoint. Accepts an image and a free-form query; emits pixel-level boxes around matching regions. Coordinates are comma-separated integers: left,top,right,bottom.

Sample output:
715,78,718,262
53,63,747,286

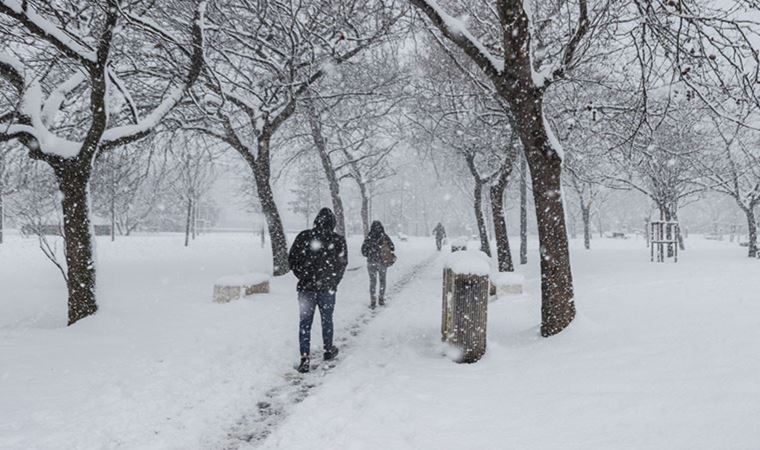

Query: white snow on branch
42,72,87,126
0,51,24,75
17,83,82,158
543,113,564,160
102,84,186,144
1,0,96,63
521,0,553,89
1,51,81,158
531,66,553,88
422,0,504,73
97,0,208,146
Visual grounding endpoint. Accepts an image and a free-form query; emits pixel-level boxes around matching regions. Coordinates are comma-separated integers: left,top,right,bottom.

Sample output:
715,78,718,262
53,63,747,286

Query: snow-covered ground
1,234,759,449
259,237,760,450
0,232,434,449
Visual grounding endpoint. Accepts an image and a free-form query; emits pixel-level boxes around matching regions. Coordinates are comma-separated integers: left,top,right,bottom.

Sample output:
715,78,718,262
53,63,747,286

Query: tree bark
184,197,192,247
508,94,575,337
671,208,685,251
520,153,527,265
306,98,346,235
191,200,197,240
745,207,757,258
473,181,491,256
251,138,289,275
581,204,591,250
57,166,97,325
358,180,370,236
110,185,116,242
490,182,514,271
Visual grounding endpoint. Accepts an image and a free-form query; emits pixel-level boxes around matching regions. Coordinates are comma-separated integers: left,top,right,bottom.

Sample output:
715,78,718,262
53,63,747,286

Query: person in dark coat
361,220,395,309
433,222,446,251
288,207,348,373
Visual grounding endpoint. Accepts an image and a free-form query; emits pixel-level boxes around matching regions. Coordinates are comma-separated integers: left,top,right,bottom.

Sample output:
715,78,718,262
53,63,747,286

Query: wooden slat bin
213,273,270,303
442,251,491,363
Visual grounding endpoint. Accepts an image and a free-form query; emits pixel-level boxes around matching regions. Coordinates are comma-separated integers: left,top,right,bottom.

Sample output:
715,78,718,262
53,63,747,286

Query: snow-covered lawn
1,234,759,449
0,233,434,449
259,238,760,450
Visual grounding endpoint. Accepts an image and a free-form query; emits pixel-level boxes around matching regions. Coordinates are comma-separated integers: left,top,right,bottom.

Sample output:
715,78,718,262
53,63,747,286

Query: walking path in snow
222,252,440,449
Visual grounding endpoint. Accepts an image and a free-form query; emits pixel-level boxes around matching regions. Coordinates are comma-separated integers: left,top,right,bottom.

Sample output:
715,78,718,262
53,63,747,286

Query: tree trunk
569,211,578,239
671,208,685,251
251,146,289,276
58,167,98,326
582,204,591,250
597,213,604,238
508,94,575,337
184,197,192,247
745,207,757,258
358,180,370,236
110,190,116,242
520,153,527,265
306,97,346,235
473,182,491,256
490,183,514,271
191,200,197,240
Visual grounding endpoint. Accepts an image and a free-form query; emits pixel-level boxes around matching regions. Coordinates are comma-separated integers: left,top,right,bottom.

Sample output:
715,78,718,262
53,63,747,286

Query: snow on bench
213,273,270,303
490,271,525,297
450,237,469,253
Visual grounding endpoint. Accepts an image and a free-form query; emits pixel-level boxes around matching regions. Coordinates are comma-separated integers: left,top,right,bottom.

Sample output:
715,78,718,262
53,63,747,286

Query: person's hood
369,220,385,236
313,207,336,232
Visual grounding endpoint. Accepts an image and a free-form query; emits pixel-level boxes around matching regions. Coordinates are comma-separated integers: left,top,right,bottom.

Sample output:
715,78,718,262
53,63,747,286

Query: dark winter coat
288,208,348,292
361,221,395,266
433,223,446,240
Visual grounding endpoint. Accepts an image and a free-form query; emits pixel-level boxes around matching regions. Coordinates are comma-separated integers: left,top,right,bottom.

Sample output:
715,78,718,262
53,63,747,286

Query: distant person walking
288,208,348,373
433,222,446,251
361,221,396,309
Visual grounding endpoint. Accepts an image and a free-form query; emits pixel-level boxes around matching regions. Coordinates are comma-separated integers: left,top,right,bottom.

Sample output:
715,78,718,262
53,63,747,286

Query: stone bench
450,237,468,252
213,273,270,303
490,271,525,298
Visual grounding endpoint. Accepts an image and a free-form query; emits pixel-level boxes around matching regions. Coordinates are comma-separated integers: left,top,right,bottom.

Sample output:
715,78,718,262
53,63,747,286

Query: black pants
368,262,387,299
436,237,443,250
298,291,335,355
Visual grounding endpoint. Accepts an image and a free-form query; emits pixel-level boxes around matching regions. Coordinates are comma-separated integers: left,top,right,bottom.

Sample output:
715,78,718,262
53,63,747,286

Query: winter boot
378,296,385,307
370,295,377,309
297,354,310,373
324,346,340,361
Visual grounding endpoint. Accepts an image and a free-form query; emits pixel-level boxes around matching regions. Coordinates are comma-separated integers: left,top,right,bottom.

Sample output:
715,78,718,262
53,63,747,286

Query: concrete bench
490,272,525,298
213,273,270,303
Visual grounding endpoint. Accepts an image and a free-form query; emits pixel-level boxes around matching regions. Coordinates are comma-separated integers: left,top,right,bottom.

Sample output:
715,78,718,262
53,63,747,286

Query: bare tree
409,0,597,336
697,116,760,257
166,133,217,247
91,140,165,240
0,1,206,324
9,162,67,281
189,0,404,275
0,142,29,244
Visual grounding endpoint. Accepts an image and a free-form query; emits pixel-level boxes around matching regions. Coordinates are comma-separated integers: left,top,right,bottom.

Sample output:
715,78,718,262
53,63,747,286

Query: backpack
379,239,397,267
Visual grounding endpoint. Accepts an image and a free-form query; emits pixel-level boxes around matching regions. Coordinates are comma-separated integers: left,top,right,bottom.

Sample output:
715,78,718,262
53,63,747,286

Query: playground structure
649,221,680,262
